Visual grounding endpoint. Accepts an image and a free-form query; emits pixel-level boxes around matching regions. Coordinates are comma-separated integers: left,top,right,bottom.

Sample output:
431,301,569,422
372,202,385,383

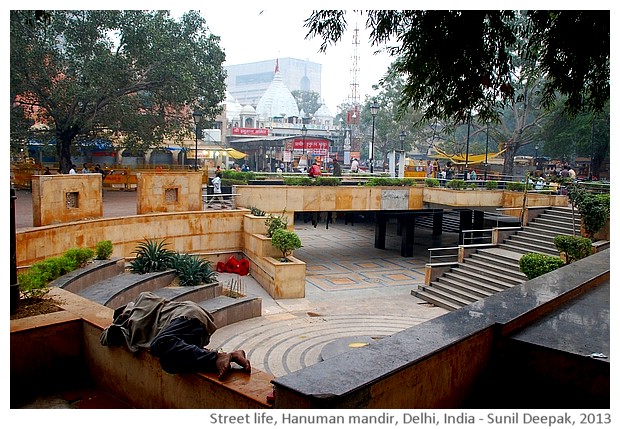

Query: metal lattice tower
349,25,360,107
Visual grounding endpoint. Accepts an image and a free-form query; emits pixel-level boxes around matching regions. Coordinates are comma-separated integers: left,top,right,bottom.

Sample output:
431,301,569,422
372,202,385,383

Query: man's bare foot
230,350,251,372
215,352,231,379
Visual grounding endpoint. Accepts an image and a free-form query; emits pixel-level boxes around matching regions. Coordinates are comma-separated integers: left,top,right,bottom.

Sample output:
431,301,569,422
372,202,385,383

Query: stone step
78,270,177,307
452,264,524,287
540,211,581,223
498,243,557,257
476,247,524,264
465,257,528,281
197,295,262,328
516,230,557,243
507,235,559,252
429,276,494,300
411,287,465,311
503,237,558,255
522,225,574,239
531,218,579,233
444,269,514,291
151,282,222,303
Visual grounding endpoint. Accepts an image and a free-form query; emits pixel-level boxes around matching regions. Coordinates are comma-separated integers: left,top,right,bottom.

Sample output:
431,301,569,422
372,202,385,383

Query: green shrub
221,178,245,186
486,180,498,190
506,181,533,191
283,176,314,186
425,178,440,187
519,253,565,279
64,247,94,268
249,206,266,216
315,177,341,186
95,240,113,260
18,255,77,298
553,235,593,263
129,238,175,274
265,211,289,237
568,185,610,237
365,177,416,187
271,228,302,261
221,170,256,182
170,253,217,286
446,179,466,190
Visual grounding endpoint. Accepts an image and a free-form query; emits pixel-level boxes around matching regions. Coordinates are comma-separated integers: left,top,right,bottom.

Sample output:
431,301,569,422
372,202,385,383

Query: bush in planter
95,240,113,260
425,178,440,187
129,238,175,274
265,211,288,237
365,177,416,187
64,247,95,268
170,252,217,286
315,177,341,186
17,246,95,298
518,253,565,279
568,185,610,237
222,169,256,183
249,206,266,216
553,235,592,263
486,180,498,190
284,176,314,186
446,179,466,190
271,228,302,261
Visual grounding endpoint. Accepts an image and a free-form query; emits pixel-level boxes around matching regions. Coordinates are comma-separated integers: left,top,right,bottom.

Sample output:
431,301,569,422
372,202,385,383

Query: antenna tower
349,25,360,107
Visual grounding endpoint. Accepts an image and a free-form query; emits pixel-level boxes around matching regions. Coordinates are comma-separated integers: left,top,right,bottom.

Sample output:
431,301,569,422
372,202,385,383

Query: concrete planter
423,187,504,207
261,256,306,299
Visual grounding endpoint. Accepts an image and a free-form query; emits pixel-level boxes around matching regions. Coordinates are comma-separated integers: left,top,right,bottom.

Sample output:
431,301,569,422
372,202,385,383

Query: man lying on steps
100,291,251,378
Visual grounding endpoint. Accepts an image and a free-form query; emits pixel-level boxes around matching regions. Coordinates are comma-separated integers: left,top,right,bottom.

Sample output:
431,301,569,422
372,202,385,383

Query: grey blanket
100,291,217,352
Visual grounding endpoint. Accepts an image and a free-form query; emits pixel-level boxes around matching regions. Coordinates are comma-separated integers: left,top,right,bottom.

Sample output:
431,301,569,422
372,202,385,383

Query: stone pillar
374,212,387,249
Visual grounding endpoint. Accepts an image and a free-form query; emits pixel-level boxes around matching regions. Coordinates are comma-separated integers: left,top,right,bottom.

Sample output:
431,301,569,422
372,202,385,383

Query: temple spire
275,58,279,73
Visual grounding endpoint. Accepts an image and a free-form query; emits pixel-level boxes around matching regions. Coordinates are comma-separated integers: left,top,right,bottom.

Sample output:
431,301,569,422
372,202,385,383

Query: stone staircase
413,206,581,310
52,259,262,328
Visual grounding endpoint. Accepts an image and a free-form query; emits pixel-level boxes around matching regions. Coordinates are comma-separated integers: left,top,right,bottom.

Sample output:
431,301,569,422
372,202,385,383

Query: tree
304,10,609,126
540,103,609,178
11,10,226,172
291,90,322,117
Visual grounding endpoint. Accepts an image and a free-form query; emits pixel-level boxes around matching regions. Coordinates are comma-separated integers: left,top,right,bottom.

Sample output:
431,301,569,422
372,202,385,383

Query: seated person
100,291,250,378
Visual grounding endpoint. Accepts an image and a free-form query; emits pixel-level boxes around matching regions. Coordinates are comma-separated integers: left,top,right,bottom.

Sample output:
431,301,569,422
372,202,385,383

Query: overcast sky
201,7,394,114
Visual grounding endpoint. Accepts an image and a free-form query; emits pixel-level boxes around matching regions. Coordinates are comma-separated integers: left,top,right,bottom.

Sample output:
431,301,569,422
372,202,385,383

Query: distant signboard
231,127,269,136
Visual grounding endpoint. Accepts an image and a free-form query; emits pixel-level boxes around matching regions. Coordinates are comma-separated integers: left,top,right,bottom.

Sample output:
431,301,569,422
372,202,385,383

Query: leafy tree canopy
304,10,609,125
291,90,322,116
11,10,226,172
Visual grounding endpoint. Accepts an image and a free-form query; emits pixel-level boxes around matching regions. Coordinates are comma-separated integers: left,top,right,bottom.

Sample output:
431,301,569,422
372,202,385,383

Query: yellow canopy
433,146,506,165
225,148,247,159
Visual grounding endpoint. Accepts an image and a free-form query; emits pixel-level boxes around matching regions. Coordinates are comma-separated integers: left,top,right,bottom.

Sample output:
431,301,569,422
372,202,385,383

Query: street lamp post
369,100,379,173
193,110,203,171
301,124,308,167
534,145,539,171
399,130,406,178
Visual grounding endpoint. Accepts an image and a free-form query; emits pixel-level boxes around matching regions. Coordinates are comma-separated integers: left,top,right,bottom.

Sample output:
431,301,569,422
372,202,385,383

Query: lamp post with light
193,110,203,171
369,100,379,173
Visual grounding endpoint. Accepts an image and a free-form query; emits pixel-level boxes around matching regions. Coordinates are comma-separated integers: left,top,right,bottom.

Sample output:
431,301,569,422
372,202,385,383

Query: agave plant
129,238,174,274
170,253,217,286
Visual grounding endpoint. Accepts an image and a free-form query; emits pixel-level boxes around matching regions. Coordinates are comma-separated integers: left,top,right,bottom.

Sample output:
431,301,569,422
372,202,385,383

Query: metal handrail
428,246,460,264
461,228,494,245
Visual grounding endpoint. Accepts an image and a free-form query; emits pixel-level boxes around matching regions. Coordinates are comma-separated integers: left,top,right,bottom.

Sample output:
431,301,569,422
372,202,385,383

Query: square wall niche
66,191,79,208
165,188,179,203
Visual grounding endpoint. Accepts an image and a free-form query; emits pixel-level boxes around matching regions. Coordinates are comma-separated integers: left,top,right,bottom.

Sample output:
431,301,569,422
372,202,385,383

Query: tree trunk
56,126,79,173
501,143,516,177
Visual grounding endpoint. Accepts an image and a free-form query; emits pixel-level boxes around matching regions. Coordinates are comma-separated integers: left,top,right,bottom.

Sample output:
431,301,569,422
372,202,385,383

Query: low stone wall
272,249,610,408
10,288,273,409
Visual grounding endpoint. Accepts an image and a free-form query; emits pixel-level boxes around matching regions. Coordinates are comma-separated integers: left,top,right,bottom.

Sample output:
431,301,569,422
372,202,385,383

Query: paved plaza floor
13,188,452,378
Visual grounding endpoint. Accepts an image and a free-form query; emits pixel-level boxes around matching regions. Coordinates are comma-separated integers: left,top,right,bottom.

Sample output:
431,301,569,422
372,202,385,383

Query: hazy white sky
201,8,394,114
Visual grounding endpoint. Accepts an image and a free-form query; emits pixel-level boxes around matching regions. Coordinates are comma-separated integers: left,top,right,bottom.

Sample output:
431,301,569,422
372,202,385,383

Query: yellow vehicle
404,159,427,178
